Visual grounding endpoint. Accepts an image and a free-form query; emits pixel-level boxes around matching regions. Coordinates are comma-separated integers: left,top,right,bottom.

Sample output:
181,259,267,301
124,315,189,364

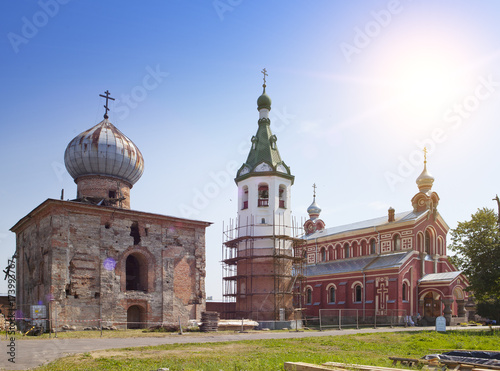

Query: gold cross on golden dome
99,90,115,119
423,147,428,163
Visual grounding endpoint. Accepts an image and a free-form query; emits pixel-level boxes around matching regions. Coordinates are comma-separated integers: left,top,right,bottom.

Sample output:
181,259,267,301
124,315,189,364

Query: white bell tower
225,70,296,323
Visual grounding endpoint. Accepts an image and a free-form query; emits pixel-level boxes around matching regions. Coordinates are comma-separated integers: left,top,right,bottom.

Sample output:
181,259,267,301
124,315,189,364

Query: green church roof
235,86,294,184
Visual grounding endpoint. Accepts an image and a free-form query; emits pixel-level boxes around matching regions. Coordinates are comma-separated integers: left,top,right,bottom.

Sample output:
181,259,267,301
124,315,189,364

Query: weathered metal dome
64,119,144,185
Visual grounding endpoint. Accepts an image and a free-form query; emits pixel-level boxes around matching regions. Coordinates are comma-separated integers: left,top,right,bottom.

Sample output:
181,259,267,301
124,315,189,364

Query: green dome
257,88,272,111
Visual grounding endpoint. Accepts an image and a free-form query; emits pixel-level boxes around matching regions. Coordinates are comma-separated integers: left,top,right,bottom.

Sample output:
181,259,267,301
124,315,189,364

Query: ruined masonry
11,94,211,330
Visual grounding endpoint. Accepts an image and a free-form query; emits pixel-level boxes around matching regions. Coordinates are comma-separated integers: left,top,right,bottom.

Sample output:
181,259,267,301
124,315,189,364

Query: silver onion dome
64,119,144,185
307,198,322,217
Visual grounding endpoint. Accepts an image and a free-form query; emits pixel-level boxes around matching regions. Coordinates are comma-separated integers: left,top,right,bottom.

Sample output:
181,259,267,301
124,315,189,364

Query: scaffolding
221,214,307,321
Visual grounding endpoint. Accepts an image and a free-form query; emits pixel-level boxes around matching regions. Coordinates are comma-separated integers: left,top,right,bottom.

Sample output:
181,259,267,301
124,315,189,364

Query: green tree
449,207,500,302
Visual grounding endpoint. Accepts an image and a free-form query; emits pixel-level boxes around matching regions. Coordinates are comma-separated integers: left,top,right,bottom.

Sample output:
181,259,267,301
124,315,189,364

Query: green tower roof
235,86,294,184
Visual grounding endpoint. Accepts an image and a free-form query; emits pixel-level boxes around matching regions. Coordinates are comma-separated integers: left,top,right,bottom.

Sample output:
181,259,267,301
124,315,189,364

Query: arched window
344,243,350,258
352,241,358,257
328,286,336,304
279,185,286,208
370,239,377,254
306,288,312,305
321,248,326,262
425,230,431,254
417,233,424,252
258,184,269,207
328,246,335,260
126,254,147,291
437,237,444,255
402,282,408,301
361,240,367,256
393,234,401,251
355,285,362,303
242,186,248,210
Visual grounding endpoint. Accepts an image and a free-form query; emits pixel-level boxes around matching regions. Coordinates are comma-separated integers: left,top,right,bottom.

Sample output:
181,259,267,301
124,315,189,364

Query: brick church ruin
11,91,211,330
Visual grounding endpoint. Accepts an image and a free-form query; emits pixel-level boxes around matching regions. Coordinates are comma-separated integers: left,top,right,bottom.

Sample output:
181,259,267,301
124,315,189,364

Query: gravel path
0,326,482,370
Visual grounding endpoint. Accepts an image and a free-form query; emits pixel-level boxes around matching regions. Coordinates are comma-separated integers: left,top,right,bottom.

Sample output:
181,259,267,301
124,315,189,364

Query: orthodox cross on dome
423,147,428,163
261,68,268,87
99,90,115,119
312,183,317,199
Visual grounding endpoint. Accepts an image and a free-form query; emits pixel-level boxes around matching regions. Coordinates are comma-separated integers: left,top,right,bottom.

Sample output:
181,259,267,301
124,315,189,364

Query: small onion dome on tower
411,148,440,215
304,184,325,235
416,159,434,193
257,86,272,111
307,198,322,221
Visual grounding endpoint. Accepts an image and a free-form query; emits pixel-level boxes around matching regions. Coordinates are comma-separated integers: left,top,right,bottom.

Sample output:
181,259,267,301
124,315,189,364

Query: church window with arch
328,286,336,304
242,186,249,210
125,253,148,292
425,230,431,254
306,288,312,305
402,282,408,302
279,185,286,208
258,184,269,207
370,239,376,254
354,285,362,303
393,234,401,251
344,243,350,258
361,240,367,256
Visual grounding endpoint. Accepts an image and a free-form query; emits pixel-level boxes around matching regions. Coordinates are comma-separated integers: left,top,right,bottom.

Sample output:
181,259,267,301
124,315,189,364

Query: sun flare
390,54,463,116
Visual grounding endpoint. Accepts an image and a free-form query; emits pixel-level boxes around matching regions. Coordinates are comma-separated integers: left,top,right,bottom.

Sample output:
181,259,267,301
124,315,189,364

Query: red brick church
299,157,469,326
218,73,468,328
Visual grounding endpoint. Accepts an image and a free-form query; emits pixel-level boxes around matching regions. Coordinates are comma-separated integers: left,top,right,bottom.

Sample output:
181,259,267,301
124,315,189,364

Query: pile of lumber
284,360,499,371
199,311,219,332
284,362,411,371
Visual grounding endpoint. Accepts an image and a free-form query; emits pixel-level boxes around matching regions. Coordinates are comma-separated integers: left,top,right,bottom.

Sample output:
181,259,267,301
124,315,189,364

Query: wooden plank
438,360,500,370
284,362,339,371
323,362,406,371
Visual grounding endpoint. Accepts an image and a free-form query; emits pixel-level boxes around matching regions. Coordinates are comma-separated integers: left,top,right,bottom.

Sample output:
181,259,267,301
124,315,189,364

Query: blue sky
1,0,500,299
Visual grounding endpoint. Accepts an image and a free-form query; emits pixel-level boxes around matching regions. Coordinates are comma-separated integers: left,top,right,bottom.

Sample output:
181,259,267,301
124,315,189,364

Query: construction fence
9,303,193,336
314,309,412,330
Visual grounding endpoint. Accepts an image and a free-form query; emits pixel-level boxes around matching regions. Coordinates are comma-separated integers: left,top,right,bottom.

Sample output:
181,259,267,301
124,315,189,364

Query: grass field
32,329,500,371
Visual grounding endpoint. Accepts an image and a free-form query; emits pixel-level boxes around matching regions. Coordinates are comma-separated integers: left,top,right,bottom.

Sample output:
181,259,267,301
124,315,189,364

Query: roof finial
312,183,317,199
423,147,428,164
261,68,268,90
99,90,115,119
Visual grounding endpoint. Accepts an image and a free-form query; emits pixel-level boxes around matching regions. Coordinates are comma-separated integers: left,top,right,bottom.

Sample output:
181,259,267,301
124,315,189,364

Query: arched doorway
423,292,442,319
127,305,145,329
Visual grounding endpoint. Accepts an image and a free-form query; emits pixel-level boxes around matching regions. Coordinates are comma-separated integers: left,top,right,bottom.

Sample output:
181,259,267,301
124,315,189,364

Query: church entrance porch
420,292,442,325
